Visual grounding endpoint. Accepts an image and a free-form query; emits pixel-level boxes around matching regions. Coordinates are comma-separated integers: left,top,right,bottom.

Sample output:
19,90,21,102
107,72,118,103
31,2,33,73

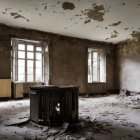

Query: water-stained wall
0,24,116,93
49,37,116,93
0,35,11,79
116,33,140,92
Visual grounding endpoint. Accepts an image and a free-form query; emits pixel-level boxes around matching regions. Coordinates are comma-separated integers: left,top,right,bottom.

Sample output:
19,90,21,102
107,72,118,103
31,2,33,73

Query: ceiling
0,0,140,43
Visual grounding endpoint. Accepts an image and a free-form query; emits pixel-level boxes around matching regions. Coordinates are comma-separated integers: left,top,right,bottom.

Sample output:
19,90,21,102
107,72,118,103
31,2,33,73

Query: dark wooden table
30,85,79,125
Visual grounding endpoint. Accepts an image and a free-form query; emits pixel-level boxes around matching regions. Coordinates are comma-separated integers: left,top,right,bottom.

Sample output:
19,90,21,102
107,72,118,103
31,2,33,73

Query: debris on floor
1,95,140,139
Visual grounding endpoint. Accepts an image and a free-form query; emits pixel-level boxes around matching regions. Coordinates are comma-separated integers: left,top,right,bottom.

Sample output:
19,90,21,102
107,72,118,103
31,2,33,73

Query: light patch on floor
0,95,140,139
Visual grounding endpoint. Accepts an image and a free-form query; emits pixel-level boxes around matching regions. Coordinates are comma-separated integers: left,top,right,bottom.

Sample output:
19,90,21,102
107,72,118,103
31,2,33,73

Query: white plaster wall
120,57,140,92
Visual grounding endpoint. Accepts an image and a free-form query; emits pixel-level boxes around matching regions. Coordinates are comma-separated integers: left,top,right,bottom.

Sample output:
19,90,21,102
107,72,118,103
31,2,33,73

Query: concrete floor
0,95,140,140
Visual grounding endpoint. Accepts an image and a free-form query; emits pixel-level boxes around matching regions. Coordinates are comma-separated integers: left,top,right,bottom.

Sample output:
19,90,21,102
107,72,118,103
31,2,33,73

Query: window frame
11,39,45,83
87,48,106,84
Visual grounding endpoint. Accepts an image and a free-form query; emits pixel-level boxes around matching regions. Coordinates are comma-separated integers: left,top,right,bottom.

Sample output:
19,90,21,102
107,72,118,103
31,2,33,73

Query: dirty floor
0,95,140,140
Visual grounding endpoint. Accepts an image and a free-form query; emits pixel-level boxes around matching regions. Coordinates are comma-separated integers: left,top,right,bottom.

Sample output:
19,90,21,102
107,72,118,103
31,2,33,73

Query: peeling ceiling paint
62,2,75,10
0,0,140,43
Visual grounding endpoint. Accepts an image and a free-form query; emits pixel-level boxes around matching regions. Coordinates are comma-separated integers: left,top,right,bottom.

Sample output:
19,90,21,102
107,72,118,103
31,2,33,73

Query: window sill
14,81,43,83
88,82,106,84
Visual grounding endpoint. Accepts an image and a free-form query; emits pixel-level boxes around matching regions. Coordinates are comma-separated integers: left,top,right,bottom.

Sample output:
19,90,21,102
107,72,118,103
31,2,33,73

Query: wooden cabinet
30,85,79,125
0,79,11,98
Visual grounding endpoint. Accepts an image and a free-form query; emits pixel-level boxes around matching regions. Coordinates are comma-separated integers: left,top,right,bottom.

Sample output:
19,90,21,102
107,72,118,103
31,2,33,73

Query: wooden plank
30,94,39,123
0,79,11,98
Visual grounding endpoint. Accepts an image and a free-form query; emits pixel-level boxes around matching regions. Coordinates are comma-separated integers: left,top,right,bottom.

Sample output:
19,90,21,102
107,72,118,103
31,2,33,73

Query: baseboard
79,89,120,97
0,97,11,101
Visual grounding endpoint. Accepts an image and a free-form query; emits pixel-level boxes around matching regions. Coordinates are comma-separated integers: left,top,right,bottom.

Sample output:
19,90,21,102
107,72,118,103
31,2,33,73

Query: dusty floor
0,95,140,140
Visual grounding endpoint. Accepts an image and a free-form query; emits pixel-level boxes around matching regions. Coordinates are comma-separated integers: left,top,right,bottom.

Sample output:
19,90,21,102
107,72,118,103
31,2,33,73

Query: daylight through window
11,39,44,82
88,48,106,83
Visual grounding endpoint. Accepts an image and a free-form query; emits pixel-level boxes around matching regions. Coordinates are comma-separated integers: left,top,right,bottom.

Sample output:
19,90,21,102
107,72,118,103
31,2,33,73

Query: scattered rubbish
119,89,130,96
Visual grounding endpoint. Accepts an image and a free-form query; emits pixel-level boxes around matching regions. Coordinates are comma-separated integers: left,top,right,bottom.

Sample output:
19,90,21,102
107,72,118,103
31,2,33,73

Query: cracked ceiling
0,0,140,43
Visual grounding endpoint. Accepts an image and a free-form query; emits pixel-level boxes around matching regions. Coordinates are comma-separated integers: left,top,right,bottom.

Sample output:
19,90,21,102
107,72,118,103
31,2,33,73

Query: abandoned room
0,0,140,140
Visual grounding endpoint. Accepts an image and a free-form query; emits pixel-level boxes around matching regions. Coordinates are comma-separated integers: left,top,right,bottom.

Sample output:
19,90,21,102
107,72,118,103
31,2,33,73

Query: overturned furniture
30,85,79,125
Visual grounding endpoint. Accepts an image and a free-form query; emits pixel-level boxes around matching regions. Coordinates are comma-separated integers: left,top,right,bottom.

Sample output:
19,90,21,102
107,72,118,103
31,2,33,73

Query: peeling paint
0,0,139,43
2,12,6,14
74,4,106,24
124,28,129,30
111,30,119,38
86,5,105,22
84,19,91,24
109,21,122,26
105,38,110,40
106,30,119,40
131,31,137,37
44,6,47,10
42,3,47,10
10,13,29,22
62,2,75,10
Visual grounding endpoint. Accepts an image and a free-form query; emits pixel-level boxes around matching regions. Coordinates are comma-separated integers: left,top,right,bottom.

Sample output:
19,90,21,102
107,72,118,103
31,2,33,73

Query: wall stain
118,32,140,56
10,13,29,22
62,2,75,10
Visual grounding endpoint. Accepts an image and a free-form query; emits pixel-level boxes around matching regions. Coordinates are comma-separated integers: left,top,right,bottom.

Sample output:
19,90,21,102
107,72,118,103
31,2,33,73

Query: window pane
18,67,25,74
18,60,25,67
27,60,33,68
36,61,42,68
27,52,34,59
88,75,92,83
18,74,25,82
93,52,97,59
27,45,34,51
36,68,41,75
36,53,42,60
18,51,25,59
36,75,42,81
27,75,33,82
93,52,98,81
18,44,25,50
27,68,33,75
36,47,42,51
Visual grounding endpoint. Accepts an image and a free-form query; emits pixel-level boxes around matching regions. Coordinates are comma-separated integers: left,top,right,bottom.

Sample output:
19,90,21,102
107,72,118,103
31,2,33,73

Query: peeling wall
116,33,140,92
0,24,116,93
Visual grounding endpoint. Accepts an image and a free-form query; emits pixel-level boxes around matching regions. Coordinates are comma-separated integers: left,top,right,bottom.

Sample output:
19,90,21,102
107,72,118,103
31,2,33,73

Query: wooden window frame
88,48,106,83
11,38,45,83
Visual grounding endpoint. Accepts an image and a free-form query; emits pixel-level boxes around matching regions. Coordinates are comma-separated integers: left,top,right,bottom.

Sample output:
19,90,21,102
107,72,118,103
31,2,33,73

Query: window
88,48,106,83
11,39,44,82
